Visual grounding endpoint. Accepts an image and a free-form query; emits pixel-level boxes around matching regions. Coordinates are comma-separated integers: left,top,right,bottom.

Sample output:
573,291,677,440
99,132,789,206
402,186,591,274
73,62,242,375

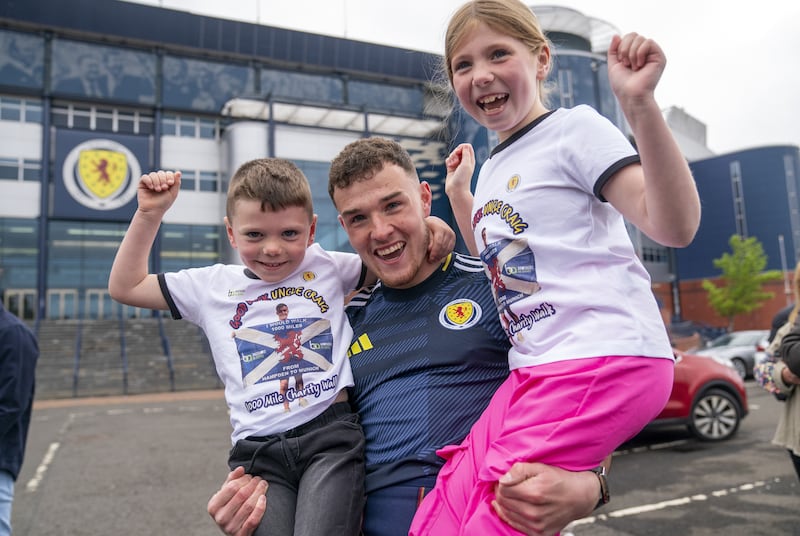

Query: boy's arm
425,216,456,263
602,33,701,248
108,171,181,310
444,143,479,255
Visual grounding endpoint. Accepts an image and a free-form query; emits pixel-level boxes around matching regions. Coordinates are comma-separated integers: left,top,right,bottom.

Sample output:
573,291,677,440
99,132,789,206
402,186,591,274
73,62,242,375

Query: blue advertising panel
51,38,156,104
0,29,44,89
260,69,344,105
53,129,149,221
163,55,253,112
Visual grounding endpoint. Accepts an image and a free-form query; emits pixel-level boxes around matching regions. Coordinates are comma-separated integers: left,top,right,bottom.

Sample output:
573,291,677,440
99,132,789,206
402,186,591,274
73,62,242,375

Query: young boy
109,158,451,535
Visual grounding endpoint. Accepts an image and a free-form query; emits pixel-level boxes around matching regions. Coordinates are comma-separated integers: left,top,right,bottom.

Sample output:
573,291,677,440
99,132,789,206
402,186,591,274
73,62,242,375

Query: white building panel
275,125,360,163
160,136,220,171
224,121,268,176
0,122,41,158
163,190,223,225
0,180,40,217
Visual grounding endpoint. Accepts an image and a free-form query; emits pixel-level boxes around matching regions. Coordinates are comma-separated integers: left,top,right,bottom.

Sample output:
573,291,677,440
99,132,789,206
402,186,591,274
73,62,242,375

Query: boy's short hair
328,138,418,205
226,158,313,220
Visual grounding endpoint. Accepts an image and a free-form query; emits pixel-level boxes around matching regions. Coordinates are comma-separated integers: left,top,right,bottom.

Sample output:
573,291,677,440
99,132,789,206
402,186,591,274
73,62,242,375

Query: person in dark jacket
769,303,794,343
0,302,39,536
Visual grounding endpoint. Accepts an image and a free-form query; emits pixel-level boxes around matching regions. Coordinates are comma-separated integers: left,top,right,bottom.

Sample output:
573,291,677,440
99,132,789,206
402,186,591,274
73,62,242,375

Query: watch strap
591,465,610,510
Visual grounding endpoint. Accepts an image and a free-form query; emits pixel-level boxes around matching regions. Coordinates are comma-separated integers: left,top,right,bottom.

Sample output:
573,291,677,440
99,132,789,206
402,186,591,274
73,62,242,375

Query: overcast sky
130,0,800,155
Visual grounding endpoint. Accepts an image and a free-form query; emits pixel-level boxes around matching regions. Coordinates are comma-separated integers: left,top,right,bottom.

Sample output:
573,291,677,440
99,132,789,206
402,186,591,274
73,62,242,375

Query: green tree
702,235,783,331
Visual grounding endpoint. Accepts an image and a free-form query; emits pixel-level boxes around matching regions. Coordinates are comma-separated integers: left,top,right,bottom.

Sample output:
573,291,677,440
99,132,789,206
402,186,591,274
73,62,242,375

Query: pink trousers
409,355,674,536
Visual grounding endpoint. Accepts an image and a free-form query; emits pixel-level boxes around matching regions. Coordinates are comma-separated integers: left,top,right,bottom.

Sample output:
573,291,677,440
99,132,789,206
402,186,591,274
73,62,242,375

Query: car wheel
731,358,747,380
688,388,741,441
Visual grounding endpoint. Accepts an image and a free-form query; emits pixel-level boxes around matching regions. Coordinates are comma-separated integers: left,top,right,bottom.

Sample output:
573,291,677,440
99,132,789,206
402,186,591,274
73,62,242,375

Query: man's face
334,164,432,289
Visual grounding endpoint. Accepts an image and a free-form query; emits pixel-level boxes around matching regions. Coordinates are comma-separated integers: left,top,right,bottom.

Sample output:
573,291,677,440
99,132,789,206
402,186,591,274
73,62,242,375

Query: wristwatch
591,465,610,510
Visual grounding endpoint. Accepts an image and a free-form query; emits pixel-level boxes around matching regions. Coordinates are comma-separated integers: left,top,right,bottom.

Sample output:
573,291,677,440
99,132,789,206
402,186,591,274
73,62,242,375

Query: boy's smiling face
225,202,316,284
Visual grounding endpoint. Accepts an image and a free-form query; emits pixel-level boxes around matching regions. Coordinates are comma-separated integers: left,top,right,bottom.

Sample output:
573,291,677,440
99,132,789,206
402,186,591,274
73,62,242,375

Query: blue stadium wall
676,145,800,281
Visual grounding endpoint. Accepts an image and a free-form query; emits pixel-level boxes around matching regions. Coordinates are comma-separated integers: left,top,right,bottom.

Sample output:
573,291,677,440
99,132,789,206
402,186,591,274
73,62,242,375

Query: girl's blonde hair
444,0,553,104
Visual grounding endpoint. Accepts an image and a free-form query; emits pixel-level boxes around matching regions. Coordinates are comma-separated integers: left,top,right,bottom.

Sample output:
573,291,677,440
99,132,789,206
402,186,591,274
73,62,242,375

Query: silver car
693,330,769,380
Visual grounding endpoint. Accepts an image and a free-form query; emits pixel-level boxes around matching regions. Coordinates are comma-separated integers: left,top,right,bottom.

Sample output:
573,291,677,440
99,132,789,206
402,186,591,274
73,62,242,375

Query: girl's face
450,22,550,142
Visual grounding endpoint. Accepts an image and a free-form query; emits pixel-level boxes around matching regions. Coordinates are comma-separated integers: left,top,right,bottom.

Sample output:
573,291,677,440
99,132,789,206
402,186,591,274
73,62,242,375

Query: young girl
410,1,701,534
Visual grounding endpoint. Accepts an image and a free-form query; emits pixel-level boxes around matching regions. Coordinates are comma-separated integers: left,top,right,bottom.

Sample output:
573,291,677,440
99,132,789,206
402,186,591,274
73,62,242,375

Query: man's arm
0,323,37,439
424,215,456,263
108,171,181,310
492,457,611,536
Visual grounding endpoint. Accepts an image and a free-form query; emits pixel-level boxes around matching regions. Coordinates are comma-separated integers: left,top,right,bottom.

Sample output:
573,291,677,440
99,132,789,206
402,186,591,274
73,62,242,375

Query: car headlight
710,355,737,370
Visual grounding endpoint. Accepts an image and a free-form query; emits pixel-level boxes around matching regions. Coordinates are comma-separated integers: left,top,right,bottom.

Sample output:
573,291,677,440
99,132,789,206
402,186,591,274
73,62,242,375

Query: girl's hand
445,143,476,198
607,33,665,106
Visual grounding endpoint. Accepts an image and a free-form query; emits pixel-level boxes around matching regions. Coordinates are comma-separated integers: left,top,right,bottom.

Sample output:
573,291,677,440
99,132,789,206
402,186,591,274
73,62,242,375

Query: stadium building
0,0,796,365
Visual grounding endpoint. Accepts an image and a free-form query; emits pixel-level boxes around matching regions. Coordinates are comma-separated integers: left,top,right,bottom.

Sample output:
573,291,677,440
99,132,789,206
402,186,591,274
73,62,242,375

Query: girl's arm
444,143,479,255
602,33,701,248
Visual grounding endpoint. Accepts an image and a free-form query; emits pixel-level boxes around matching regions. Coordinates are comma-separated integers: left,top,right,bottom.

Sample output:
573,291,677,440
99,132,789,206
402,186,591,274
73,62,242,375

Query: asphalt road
11,383,800,536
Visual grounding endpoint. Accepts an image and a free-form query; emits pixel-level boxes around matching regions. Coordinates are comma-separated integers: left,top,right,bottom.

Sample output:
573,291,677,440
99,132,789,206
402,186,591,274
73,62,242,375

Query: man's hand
207,466,267,536
492,463,599,536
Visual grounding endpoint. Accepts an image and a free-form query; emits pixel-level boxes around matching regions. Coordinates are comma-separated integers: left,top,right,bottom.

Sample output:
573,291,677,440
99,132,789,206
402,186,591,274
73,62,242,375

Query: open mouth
478,94,508,112
376,242,404,261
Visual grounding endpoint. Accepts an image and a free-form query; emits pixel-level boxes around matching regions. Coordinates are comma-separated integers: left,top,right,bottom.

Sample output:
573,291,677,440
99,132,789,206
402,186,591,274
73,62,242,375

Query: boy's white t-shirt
161,243,363,443
472,106,673,370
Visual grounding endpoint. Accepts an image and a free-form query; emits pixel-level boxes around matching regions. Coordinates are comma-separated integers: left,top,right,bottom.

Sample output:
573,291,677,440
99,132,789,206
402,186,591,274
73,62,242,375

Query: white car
693,330,770,380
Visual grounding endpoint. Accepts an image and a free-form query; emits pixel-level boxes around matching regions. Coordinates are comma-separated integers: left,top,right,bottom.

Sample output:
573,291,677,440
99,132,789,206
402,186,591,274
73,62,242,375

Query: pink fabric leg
410,356,674,536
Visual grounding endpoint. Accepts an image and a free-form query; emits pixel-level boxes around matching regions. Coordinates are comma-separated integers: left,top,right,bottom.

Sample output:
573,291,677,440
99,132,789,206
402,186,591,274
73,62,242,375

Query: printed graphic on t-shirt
233,318,333,387
481,237,540,337
481,237,540,306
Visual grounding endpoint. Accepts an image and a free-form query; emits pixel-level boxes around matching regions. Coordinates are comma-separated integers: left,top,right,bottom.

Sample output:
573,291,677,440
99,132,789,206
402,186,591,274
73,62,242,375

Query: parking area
11,384,800,536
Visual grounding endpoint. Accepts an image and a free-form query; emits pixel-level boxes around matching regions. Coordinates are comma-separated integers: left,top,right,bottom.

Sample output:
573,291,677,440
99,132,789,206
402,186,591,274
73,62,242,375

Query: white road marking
567,478,781,527
25,442,60,493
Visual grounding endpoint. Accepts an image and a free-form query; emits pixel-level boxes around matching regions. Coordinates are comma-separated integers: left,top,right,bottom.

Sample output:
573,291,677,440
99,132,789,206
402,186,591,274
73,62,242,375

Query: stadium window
23,100,42,122
198,170,218,192
161,114,219,139
557,70,574,108
0,97,21,121
0,157,17,180
179,170,197,191
0,97,43,124
21,159,41,181
162,114,178,136
0,157,41,182
198,118,217,139
51,103,153,134
179,119,195,137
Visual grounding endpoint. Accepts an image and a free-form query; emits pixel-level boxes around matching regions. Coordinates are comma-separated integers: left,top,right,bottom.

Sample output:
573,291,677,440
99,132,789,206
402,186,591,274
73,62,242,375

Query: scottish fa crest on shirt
506,174,520,192
439,299,482,330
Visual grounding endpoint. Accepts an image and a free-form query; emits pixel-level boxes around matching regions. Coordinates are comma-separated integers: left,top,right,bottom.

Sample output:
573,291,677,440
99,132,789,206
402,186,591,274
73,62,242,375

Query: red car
647,350,749,441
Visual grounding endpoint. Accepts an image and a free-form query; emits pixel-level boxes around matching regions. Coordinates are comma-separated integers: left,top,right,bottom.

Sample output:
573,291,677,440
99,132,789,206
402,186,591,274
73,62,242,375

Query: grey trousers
228,402,366,536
